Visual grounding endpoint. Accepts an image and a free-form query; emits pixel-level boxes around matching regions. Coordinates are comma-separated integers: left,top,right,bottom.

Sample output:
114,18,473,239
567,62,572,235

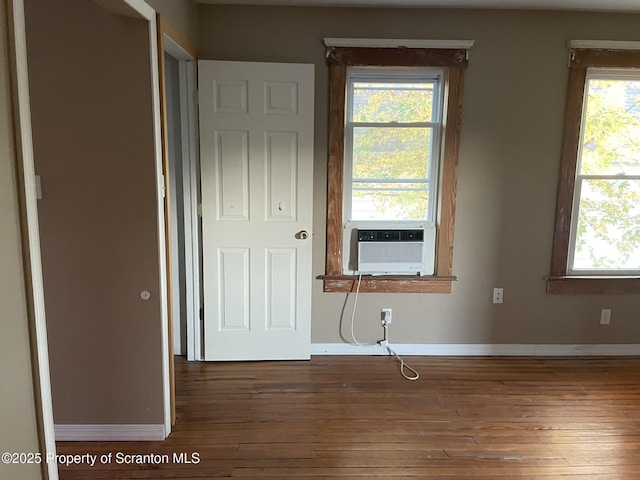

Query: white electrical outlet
600,309,611,325
381,308,392,324
493,288,504,304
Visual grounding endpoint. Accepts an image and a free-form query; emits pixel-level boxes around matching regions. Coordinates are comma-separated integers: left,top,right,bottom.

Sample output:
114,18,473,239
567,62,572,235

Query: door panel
266,248,297,330
199,60,314,360
216,130,249,220
266,132,298,221
218,248,250,331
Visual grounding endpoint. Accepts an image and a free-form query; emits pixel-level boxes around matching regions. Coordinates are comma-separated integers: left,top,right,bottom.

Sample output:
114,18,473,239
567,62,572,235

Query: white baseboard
311,343,640,356
55,424,166,441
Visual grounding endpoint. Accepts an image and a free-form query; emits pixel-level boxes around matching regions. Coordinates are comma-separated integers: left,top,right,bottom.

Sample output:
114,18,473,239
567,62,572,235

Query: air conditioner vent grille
359,242,423,264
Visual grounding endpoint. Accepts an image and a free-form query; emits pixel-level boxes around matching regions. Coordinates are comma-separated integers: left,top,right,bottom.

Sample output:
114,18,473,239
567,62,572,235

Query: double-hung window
343,69,444,275
320,40,472,293
570,70,640,274
548,43,640,294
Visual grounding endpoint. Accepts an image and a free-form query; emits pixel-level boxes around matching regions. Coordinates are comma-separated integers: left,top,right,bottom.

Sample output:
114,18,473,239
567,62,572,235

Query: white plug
379,308,392,349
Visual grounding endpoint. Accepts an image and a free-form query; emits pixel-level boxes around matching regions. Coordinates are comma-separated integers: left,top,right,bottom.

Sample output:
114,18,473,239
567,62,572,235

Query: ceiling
195,0,640,13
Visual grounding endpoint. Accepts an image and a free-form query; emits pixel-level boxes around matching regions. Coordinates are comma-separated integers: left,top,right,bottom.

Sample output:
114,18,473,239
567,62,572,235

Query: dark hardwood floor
57,355,640,479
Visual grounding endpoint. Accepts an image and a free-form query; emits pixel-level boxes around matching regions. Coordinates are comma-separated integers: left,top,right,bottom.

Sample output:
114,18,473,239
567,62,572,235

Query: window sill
318,274,457,293
546,276,640,294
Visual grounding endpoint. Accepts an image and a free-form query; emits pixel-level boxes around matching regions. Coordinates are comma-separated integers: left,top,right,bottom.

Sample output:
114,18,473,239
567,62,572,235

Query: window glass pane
573,179,640,270
351,82,434,123
351,126,431,221
580,78,640,175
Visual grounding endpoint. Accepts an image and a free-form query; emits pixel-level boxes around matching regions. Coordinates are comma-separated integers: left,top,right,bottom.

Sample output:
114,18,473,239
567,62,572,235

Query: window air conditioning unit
357,229,425,275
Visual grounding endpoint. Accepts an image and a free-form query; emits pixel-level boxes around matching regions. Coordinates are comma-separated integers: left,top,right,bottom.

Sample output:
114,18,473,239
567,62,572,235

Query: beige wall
25,0,164,424
199,6,640,346
0,1,44,478
145,0,199,49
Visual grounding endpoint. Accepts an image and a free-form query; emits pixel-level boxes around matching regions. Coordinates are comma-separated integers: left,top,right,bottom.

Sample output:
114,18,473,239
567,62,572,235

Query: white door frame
141,0,172,439
162,32,202,361
8,1,57,477
10,0,172,454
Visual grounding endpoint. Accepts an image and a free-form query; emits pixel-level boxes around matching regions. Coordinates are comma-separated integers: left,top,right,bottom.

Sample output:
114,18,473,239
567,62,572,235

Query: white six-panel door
198,60,314,360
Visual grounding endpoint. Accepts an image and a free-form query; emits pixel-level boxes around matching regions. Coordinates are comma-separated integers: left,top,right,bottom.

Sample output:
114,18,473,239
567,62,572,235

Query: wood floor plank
57,356,640,479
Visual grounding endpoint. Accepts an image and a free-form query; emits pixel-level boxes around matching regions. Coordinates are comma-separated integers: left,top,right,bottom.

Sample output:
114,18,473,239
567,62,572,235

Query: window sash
577,69,640,177
345,124,437,221
569,176,640,274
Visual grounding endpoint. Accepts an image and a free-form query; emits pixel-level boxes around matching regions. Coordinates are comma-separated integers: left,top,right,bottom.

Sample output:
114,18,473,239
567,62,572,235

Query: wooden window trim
548,48,640,295
319,46,468,293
